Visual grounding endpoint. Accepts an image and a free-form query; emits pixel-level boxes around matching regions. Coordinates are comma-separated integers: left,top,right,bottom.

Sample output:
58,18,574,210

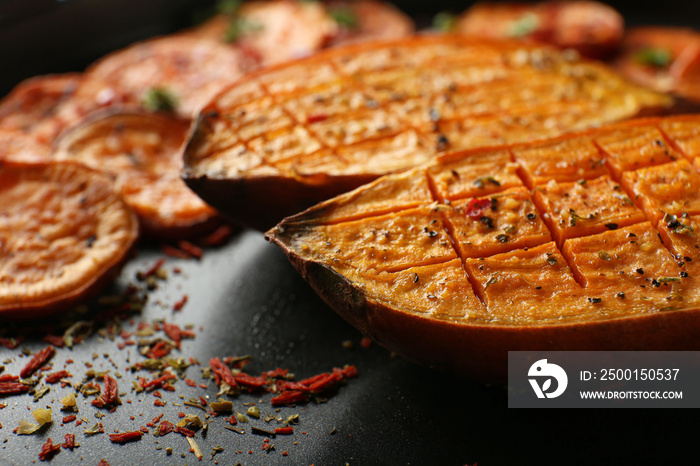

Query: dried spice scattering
183,35,671,231
267,115,700,382
0,162,139,319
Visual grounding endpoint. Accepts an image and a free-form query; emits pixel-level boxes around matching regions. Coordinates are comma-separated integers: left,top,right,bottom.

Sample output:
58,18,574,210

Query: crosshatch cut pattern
183,35,671,230
269,115,700,327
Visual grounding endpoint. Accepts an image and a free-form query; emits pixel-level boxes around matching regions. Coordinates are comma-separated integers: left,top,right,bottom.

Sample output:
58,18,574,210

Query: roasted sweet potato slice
0,73,82,150
65,36,247,119
53,112,218,239
183,35,672,231
0,161,138,319
267,115,700,381
456,1,624,59
614,27,700,103
189,0,413,64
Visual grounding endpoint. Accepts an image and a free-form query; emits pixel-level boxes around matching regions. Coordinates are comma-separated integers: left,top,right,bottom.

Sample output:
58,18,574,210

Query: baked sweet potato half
183,35,672,231
267,115,700,382
456,1,624,59
53,111,219,239
0,161,138,320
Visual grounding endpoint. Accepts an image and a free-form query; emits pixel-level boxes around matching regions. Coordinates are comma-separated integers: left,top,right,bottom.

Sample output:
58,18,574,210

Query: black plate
1,2,699,464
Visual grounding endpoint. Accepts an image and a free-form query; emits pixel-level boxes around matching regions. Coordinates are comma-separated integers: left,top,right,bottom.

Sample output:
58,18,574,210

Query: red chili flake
154,399,165,407
178,412,186,418
178,240,203,259
137,322,150,331
175,426,195,437
263,368,289,378
62,415,77,424
307,113,329,123
160,244,191,259
38,438,61,461
0,375,19,383
172,295,189,312
140,373,176,391
117,342,126,350
198,225,234,247
92,374,119,408
233,373,268,389
43,334,64,348
185,379,197,387
146,341,173,359
0,337,22,349
109,431,143,444
282,451,288,457
338,365,359,379
271,390,309,406
275,380,307,392
61,433,76,450
97,460,111,466
0,382,31,397
153,391,163,398
209,358,238,389
45,370,71,384
360,337,372,349
307,372,342,393
141,258,165,278
20,346,55,379
274,427,294,435
227,415,238,425
75,419,82,426
199,383,207,389
465,198,492,218
199,396,208,406
155,420,175,436
139,426,149,433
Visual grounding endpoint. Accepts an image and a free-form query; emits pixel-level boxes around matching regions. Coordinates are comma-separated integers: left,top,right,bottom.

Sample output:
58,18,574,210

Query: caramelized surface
184,36,671,229
269,115,700,326
0,162,138,316
53,112,218,238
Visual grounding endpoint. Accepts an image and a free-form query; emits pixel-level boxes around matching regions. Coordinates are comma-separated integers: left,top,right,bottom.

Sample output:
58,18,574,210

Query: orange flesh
270,115,700,326
185,36,671,229
53,113,217,237
0,162,138,315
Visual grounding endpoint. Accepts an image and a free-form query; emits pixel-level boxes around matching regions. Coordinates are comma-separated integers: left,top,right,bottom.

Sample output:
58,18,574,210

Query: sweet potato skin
183,35,672,231
267,115,700,382
280,251,700,383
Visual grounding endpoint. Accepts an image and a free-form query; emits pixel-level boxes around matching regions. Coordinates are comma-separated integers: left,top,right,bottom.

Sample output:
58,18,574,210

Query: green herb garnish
224,17,263,43
142,88,178,114
598,251,611,261
433,12,457,33
508,13,539,38
330,6,358,29
634,47,672,68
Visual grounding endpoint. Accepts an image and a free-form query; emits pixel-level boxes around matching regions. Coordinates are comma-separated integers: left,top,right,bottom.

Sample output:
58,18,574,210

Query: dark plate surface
1,1,699,465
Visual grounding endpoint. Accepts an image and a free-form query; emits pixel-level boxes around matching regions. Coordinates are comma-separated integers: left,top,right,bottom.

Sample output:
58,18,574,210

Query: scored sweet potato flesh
183,35,672,231
268,115,700,378
0,162,138,318
52,112,219,239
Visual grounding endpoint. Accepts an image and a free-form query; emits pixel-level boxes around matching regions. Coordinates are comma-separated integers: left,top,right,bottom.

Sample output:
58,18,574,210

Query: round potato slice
0,161,138,319
53,111,218,239
70,36,246,118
